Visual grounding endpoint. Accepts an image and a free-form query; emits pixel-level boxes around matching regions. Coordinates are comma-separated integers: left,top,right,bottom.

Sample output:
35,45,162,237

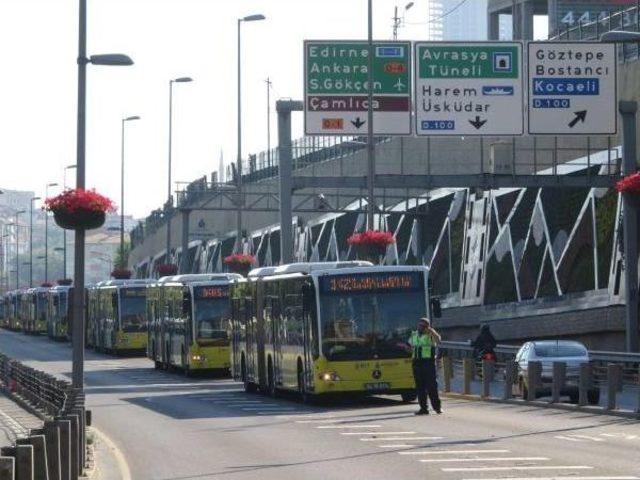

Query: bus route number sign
195,286,229,299
121,288,146,298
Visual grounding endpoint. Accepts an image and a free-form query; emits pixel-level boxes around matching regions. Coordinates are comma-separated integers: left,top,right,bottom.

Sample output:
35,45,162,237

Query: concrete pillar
462,358,473,395
606,364,622,411
521,0,534,40
60,415,78,480
481,360,494,399
527,361,541,401
55,420,70,480
488,11,500,40
578,362,591,407
0,457,15,480
512,3,522,40
503,361,517,400
551,362,566,404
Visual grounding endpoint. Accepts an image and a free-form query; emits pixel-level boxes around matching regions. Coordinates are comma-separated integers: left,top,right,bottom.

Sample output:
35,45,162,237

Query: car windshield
533,343,587,357
318,271,425,361
120,289,147,332
193,286,230,343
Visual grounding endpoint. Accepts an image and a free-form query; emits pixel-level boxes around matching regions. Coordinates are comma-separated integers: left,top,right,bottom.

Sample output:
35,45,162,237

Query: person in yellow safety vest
407,317,442,415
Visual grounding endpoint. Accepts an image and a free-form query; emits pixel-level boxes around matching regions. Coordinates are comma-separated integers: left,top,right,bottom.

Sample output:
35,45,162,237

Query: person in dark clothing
472,324,497,359
407,318,442,415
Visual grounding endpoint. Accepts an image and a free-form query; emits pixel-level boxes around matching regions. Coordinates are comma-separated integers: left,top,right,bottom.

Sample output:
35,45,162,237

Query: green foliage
113,241,131,269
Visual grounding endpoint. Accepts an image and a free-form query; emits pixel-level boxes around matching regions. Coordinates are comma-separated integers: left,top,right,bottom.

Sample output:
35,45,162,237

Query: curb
91,427,131,480
441,392,640,420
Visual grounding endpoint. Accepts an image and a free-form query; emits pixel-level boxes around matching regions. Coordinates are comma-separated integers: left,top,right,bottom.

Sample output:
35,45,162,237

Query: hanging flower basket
111,268,132,280
615,171,640,195
57,279,73,286
157,263,178,276
223,254,255,276
347,230,395,263
45,188,115,231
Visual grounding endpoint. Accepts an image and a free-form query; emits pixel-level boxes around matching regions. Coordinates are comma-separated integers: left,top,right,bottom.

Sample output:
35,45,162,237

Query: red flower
223,254,255,266
44,188,116,214
157,263,178,276
347,230,396,248
615,172,640,195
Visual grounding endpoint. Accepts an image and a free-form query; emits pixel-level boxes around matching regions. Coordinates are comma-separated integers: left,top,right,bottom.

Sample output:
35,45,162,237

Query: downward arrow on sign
469,116,487,130
351,117,366,129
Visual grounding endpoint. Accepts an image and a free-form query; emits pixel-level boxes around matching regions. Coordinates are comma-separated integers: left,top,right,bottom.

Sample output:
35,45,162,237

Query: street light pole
166,77,192,264
29,197,41,287
121,116,140,269
73,0,134,390
366,0,375,230
236,13,266,253
14,211,25,289
63,164,77,280
44,182,58,283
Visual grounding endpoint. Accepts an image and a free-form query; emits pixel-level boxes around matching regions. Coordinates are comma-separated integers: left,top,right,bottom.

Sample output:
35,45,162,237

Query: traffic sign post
414,42,524,136
304,40,411,136
527,42,617,135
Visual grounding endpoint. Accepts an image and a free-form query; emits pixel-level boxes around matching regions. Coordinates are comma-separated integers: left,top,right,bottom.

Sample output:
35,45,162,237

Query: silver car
515,340,600,405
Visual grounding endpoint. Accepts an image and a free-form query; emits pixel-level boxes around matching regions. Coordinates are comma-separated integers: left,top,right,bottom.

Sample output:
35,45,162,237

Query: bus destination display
121,288,147,298
320,272,422,294
194,286,229,299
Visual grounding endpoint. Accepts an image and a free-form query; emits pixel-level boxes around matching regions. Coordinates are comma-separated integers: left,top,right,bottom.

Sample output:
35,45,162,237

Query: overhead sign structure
414,42,524,136
304,40,411,136
527,42,617,135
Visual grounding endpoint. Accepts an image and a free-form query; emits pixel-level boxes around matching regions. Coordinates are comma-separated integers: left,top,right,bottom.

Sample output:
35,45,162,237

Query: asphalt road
0,330,639,480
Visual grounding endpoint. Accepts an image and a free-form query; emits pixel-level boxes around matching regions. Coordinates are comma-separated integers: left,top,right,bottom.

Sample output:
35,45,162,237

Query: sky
0,0,548,219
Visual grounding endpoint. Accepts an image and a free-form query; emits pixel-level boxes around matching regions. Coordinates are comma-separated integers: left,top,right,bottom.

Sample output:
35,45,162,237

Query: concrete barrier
43,422,60,480
481,360,495,399
503,361,517,400
607,363,622,410
442,357,452,393
578,362,591,406
462,358,473,395
527,361,541,401
54,420,70,480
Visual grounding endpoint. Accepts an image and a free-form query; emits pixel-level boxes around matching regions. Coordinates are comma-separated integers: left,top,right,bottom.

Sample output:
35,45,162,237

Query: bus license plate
365,382,390,392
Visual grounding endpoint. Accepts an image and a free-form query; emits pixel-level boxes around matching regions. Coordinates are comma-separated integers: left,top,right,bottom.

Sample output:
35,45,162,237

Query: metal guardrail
439,341,640,416
0,353,88,479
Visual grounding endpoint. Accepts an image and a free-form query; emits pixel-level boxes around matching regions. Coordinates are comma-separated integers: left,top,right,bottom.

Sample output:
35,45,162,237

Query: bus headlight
320,371,341,382
191,354,205,362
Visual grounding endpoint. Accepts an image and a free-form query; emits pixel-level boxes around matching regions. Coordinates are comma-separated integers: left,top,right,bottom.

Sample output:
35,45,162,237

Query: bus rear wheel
242,357,257,393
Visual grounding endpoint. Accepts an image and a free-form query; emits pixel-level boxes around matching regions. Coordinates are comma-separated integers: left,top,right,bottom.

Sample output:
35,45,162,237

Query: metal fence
0,352,87,479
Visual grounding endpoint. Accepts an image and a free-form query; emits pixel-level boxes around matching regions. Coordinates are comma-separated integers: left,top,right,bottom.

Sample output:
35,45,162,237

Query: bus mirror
430,297,442,318
53,297,59,307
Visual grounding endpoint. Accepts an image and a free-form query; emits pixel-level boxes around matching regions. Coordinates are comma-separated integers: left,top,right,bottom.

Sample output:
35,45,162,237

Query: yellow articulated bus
87,279,153,354
0,295,7,329
229,262,439,402
7,291,25,331
47,285,73,341
23,287,50,334
147,274,242,375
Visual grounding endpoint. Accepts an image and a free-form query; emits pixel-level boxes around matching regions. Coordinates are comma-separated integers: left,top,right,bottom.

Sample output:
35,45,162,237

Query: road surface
0,330,638,480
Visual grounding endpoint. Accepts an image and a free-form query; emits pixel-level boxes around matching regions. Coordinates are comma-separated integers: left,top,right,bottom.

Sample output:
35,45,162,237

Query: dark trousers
412,358,441,412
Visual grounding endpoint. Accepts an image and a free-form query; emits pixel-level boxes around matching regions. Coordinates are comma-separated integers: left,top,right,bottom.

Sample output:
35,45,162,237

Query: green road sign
304,40,412,135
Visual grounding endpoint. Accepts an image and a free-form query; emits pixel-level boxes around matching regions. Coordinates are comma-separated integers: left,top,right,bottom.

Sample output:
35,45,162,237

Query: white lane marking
400,450,510,456
460,477,639,480
378,444,417,448
570,435,605,442
242,407,296,412
257,411,304,415
555,436,583,442
317,425,382,429
360,436,443,441
444,466,593,473
340,432,416,436
228,402,278,406
419,457,550,463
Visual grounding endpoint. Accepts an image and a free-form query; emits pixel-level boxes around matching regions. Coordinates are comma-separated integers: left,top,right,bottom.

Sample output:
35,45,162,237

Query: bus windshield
120,288,147,332
193,285,230,343
58,292,68,326
318,271,426,361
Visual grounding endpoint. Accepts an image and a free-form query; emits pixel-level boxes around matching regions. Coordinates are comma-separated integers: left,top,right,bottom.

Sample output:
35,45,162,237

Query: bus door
270,295,282,385
301,281,315,389
255,280,267,390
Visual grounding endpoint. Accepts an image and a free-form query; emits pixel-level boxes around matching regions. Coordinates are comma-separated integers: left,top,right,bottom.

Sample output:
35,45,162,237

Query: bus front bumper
188,345,231,371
